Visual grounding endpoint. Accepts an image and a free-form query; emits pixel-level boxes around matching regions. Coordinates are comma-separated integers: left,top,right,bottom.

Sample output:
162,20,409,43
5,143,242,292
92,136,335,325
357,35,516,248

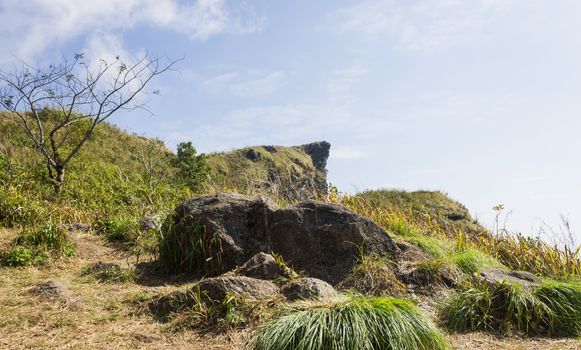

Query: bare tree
0,53,178,194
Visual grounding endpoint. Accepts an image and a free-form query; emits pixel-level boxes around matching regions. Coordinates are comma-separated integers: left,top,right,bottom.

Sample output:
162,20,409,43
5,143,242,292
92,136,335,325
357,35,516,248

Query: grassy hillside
1,116,580,349
0,119,327,228
0,118,187,226
205,142,328,201
358,189,487,237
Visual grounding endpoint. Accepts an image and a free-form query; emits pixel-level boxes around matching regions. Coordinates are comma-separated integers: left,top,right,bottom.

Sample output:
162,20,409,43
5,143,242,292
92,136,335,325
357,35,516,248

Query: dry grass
0,230,244,350
450,332,581,350
321,193,581,278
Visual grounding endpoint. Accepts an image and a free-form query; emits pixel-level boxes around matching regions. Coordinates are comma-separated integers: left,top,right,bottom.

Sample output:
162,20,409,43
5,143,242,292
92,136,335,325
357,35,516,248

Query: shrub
172,142,209,191
0,225,75,266
250,295,449,350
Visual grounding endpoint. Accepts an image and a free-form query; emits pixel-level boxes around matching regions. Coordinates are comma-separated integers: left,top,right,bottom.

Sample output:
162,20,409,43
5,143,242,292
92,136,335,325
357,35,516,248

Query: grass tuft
250,295,449,350
339,255,406,296
441,279,581,336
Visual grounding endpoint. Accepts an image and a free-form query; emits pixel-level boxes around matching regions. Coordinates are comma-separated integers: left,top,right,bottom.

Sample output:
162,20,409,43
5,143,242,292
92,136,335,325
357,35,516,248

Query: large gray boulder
269,201,398,284
162,193,398,285
161,193,276,275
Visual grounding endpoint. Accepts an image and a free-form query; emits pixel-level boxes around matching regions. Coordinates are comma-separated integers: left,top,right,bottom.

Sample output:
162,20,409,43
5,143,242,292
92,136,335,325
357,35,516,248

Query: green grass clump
339,255,406,296
81,264,136,283
250,295,449,350
535,280,581,336
0,224,75,266
93,216,139,243
405,235,451,259
159,220,224,275
441,280,581,336
451,249,503,275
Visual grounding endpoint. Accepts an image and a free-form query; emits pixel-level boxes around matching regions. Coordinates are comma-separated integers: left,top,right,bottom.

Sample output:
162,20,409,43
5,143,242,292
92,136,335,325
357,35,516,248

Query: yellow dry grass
0,230,245,350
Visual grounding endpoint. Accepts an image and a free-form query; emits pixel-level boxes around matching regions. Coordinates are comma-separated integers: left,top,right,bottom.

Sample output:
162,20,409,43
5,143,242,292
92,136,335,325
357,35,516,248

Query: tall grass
441,280,581,336
159,220,224,274
322,192,581,278
250,295,449,350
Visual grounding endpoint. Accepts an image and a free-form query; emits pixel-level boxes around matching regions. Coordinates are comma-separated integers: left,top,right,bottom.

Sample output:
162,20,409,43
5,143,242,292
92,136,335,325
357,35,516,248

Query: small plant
535,280,581,336
451,249,503,275
0,224,75,267
1,246,34,267
160,287,257,332
250,295,449,350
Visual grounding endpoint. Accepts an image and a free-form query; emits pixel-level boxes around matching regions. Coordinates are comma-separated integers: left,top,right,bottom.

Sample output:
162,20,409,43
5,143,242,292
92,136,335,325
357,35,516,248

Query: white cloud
332,146,369,160
0,0,262,64
326,0,516,51
326,65,367,97
204,71,287,97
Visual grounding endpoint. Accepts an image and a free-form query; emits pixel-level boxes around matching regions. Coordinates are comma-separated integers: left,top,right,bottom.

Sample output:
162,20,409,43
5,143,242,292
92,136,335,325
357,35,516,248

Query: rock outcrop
477,269,541,289
161,193,399,285
205,141,331,201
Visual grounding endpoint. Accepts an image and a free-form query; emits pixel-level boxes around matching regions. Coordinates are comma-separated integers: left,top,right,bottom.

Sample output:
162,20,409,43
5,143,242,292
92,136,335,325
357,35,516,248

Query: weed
81,264,136,283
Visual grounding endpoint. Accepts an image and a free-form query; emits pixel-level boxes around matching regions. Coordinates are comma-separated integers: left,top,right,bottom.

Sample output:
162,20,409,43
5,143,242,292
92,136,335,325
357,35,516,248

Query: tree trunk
54,164,65,194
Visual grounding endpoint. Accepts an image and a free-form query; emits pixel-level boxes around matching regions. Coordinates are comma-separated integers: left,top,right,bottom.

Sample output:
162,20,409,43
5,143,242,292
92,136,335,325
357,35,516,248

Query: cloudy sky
1,0,580,243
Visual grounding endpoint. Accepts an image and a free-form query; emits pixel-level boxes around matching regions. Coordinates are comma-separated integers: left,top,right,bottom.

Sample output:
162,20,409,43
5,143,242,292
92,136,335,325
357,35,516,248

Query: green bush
0,225,75,267
172,142,209,191
250,295,449,350
441,280,581,336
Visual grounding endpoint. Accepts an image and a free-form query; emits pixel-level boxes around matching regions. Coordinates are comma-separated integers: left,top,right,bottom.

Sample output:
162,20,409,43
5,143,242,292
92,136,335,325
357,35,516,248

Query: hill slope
205,141,330,201
0,120,329,225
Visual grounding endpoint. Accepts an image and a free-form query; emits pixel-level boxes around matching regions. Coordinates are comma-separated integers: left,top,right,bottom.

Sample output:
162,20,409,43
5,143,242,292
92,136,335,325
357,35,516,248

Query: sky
0,0,580,244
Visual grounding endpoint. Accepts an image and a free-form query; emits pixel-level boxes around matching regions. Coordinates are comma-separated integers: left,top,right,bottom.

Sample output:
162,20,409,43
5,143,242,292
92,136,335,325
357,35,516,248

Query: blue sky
1,0,580,244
